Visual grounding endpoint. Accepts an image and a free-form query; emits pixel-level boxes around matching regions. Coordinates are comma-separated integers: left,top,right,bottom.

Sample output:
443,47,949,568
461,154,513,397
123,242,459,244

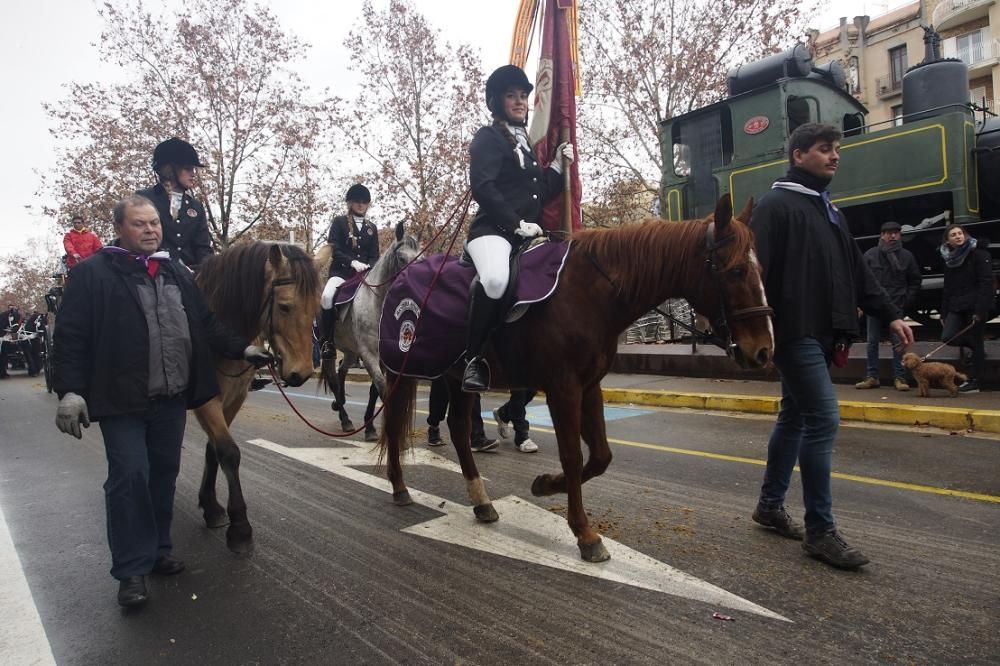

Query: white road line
246,438,789,622
0,500,56,665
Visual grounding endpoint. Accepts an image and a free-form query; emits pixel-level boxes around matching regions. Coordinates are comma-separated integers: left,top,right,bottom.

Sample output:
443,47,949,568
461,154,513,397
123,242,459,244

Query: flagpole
561,126,572,235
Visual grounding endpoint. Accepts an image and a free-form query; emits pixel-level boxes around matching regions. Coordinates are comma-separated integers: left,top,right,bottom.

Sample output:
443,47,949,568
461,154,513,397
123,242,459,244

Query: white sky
0,0,911,260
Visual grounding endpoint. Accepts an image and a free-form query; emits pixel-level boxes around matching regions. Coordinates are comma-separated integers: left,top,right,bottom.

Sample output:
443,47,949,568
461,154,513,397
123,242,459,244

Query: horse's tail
313,243,333,277
377,372,416,467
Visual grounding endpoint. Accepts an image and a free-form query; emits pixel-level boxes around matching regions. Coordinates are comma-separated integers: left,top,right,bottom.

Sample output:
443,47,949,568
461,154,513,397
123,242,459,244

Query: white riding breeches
467,235,512,300
321,276,346,310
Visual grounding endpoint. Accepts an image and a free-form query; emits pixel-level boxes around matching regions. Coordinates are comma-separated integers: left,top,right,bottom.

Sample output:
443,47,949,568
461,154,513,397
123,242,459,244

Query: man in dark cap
855,220,921,391
137,138,213,270
318,184,380,359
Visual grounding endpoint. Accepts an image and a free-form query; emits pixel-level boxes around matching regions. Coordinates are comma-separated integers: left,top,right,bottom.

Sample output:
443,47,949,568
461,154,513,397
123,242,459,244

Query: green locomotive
659,33,999,325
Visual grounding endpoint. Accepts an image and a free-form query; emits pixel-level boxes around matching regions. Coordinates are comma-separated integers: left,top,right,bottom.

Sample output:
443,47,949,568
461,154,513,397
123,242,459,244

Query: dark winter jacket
137,184,213,268
862,243,921,313
468,123,563,244
52,251,247,420
327,214,379,280
942,247,994,320
751,180,900,346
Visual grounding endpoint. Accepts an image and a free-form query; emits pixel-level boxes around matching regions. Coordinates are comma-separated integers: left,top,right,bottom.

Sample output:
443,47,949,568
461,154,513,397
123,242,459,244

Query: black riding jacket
327,215,379,280
468,124,563,244
137,184,213,268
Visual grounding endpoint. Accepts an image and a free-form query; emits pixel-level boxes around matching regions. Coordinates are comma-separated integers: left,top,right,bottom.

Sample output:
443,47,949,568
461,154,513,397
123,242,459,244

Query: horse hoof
342,420,355,432
474,503,500,523
393,490,413,506
226,524,254,555
531,475,552,497
579,539,610,563
364,427,378,442
203,512,229,529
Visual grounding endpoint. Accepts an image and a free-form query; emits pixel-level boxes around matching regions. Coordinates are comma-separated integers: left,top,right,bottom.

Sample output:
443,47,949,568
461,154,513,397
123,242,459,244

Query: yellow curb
601,387,1000,434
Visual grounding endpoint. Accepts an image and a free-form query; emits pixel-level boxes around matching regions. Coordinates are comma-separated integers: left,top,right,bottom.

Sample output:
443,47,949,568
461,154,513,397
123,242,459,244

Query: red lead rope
269,192,474,438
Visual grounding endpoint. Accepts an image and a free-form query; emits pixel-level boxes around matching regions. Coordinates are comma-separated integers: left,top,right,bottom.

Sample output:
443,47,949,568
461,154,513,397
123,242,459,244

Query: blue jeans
99,396,187,579
865,315,904,379
758,337,839,535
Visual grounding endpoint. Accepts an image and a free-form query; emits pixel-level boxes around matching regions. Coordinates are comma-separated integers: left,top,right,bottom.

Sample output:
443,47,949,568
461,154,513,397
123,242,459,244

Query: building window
891,104,903,126
889,45,907,90
956,30,985,65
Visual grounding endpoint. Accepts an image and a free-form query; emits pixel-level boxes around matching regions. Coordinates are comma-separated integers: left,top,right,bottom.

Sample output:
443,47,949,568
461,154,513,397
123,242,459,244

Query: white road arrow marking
247,437,789,622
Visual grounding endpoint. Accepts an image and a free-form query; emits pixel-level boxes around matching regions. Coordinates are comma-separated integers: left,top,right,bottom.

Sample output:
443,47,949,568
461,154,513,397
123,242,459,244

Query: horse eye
278,303,291,313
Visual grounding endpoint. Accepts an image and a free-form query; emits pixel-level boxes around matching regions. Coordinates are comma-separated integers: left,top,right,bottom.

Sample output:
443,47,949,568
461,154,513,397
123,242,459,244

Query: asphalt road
1,373,998,665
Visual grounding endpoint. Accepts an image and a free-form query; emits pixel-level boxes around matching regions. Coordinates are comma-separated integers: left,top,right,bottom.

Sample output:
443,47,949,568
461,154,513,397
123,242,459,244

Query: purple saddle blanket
333,271,365,307
380,240,571,378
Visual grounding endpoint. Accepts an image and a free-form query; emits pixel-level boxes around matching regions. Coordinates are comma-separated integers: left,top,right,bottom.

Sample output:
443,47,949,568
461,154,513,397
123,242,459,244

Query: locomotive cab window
670,108,734,178
842,112,864,137
786,95,818,134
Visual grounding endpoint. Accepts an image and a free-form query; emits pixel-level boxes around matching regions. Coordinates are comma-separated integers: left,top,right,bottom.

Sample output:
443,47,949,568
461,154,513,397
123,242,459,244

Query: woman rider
940,223,994,393
319,184,379,359
462,65,574,392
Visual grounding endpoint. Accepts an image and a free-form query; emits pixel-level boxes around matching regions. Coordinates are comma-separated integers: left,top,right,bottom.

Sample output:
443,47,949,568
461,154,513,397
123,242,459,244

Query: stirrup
462,357,490,393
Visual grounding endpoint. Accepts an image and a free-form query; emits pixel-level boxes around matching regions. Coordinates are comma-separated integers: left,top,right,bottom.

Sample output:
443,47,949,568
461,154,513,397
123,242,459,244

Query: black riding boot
462,283,503,393
320,307,336,360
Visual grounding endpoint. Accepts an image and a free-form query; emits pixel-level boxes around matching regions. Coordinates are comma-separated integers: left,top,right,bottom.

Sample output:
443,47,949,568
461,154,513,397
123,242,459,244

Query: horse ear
267,243,284,270
395,220,404,242
736,197,754,224
714,193,733,232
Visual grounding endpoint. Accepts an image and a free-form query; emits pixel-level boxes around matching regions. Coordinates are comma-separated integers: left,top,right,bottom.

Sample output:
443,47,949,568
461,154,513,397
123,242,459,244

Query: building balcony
932,0,995,32
949,35,1000,76
874,75,904,99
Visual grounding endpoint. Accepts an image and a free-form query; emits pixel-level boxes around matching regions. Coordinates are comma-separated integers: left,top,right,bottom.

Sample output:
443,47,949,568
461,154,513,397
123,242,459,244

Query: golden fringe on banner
509,0,539,68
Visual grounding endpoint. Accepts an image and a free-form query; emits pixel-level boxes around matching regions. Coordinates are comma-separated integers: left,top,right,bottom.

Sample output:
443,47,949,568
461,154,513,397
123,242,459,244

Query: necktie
821,191,840,228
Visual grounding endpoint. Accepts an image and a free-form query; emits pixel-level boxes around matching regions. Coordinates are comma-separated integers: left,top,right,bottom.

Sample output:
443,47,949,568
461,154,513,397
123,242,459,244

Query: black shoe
462,357,490,393
152,554,185,576
752,504,804,541
803,529,869,569
117,576,148,607
320,340,335,360
958,380,980,394
427,425,445,447
471,438,499,453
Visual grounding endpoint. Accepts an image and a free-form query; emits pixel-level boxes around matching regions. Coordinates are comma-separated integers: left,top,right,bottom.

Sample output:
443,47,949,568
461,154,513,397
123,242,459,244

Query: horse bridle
217,275,298,379
652,223,773,357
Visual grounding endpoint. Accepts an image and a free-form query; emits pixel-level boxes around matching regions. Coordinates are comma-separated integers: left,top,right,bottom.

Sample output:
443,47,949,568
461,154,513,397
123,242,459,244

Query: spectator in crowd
1,304,24,379
750,123,913,569
493,390,539,452
137,138,212,270
940,223,994,394
426,377,498,453
855,221,921,391
53,195,271,608
63,215,103,270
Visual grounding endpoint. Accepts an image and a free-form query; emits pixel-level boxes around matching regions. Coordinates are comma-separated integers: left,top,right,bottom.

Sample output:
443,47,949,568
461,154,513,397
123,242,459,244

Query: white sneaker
493,408,512,440
515,438,538,453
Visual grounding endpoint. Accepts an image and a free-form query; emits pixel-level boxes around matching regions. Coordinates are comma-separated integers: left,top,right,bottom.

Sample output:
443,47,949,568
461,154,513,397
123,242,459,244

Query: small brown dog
901,353,968,397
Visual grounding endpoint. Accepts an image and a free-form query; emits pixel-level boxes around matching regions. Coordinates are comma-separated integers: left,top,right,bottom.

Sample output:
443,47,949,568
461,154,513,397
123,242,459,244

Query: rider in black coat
318,184,379,359
137,138,213,270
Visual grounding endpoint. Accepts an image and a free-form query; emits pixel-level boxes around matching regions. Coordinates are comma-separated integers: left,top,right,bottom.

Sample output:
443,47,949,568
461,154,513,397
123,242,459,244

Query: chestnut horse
379,195,774,562
193,242,320,553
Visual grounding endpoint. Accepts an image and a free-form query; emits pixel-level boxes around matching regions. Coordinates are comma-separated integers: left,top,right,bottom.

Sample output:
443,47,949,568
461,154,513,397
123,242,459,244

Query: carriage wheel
43,328,53,393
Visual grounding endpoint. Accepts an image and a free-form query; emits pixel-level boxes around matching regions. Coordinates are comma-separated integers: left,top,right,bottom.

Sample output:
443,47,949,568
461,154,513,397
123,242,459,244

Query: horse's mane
572,217,756,301
197,242,320,339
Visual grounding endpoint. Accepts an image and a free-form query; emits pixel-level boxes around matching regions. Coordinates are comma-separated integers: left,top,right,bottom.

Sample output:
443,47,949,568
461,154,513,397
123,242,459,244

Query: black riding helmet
485,65,533,120
152,137,206,170
345,183,371,203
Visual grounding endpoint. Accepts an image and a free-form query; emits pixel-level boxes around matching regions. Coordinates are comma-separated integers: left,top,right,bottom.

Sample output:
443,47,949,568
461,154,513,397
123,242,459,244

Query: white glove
514,220,544,238
350,260,370,272
557,142,575,164
243,345,273,368
56,392,90,439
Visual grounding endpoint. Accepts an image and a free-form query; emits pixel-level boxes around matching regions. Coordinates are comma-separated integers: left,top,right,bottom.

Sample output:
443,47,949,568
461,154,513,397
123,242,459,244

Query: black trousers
427,376,487,441
943,311,985,380
496,390,538,443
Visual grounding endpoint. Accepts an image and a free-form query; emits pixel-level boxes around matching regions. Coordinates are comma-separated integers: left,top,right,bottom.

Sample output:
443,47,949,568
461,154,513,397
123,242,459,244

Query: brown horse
379,195,774,562
193,242,320,553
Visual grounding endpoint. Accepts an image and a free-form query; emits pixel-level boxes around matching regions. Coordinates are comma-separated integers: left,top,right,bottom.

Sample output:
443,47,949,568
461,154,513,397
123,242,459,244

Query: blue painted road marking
483,404,651,428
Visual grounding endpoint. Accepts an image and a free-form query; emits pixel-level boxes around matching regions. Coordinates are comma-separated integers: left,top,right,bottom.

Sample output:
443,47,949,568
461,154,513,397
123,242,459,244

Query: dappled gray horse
315,221,419,439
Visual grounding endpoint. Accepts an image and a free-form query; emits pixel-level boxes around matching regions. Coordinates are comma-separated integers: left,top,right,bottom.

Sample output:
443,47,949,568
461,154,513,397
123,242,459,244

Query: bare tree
0,240,64,312
331,0,484,248
578,0,814,210
39,0,334,248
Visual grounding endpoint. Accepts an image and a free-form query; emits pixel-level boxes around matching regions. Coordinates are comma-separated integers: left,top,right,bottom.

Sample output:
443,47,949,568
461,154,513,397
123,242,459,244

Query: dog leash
919,320,977,362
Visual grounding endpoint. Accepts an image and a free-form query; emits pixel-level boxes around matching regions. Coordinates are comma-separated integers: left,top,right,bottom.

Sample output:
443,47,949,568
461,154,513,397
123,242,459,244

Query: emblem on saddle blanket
379,241,572,379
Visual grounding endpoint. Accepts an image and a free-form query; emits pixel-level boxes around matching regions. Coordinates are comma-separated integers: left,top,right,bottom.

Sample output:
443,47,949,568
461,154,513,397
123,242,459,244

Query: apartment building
811,0,999,127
